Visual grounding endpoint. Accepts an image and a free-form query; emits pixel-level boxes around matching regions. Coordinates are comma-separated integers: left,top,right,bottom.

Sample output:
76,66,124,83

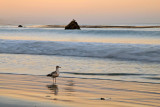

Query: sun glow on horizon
0,0,160,25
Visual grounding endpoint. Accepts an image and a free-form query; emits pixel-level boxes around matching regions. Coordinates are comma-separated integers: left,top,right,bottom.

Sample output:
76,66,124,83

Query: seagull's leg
53,78,54,83
55,78,56,84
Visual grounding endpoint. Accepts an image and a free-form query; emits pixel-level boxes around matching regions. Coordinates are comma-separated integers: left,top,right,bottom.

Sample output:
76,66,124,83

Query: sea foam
0,39,160,63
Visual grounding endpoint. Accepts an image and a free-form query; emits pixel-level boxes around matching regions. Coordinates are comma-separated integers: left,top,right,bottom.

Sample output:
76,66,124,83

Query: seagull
47,66,61,83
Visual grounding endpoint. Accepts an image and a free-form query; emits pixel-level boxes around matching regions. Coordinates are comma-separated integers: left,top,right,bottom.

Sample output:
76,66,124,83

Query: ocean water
0,26,160,83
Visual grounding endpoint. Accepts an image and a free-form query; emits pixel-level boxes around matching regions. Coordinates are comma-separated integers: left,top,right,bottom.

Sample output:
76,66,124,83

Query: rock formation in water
65,19,80,30
18,25,23,27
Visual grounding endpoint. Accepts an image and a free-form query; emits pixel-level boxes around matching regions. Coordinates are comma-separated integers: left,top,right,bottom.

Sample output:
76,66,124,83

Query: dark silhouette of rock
100,98,105,100
65,19,80,30
18,25,23,27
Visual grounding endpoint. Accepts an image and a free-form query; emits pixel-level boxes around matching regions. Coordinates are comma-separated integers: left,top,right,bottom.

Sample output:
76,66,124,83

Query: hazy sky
0,0,160,25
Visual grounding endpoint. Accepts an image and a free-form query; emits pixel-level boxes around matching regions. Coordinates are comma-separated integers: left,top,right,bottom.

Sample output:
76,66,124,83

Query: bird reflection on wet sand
47,84,58,95
46,82,74,103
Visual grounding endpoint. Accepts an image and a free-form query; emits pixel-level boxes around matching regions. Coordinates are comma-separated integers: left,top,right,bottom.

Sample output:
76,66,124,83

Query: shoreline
0,73,160,107
1,72,160,84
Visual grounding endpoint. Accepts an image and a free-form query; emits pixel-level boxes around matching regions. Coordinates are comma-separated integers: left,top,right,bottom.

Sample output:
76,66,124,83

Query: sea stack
65,19,80,30
18,25,23,27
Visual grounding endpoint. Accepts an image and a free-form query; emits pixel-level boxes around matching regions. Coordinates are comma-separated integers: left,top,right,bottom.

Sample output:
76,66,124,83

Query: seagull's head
56,66,61,69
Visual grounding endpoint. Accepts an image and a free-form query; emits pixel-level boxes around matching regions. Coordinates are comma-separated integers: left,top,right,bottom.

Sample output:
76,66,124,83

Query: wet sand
0,74,160,107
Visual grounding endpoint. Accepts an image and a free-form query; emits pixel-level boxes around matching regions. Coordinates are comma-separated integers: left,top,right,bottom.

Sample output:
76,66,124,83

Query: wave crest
0,39,160,63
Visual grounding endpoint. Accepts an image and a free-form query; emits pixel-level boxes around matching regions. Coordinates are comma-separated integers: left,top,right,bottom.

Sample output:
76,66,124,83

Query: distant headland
18,20,160,29
28,25,160,29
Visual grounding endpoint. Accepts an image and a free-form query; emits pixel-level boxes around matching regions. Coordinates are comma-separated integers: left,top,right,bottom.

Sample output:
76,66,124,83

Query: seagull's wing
47,71,56,77
51,71,56,75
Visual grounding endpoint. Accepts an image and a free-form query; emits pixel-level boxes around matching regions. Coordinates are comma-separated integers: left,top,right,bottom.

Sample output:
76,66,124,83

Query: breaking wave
0,39,160,63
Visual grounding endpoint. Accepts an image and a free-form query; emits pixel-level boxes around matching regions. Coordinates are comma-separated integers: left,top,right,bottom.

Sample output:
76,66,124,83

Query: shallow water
0,27,160,83
0,27,160,44
0,53,160,83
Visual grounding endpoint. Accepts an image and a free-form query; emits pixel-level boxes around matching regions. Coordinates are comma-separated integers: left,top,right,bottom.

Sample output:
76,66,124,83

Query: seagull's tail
47,73,52,77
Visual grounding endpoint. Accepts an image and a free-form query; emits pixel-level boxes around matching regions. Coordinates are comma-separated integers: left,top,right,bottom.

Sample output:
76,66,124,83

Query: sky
0,0,160,25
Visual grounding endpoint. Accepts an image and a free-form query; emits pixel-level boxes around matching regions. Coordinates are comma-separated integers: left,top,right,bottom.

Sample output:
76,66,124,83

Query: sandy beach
0,73,159,107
